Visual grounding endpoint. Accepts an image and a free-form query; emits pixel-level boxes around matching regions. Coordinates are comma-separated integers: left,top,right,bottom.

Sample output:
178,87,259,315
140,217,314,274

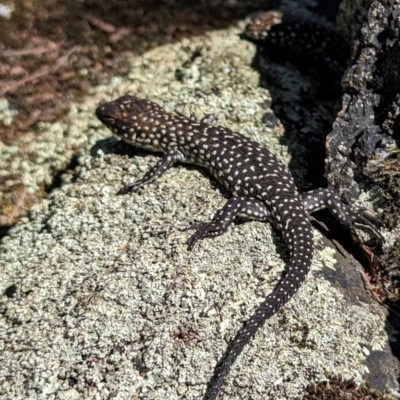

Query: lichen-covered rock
328,1,399,206
0,1,399,399
329,1,400,336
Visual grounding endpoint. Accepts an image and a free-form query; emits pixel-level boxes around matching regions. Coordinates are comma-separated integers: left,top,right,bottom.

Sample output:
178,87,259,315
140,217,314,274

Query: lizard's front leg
119,148,182,194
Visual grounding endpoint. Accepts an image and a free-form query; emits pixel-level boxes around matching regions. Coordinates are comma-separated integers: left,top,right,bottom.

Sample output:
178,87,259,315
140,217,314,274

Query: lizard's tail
203,208,314,400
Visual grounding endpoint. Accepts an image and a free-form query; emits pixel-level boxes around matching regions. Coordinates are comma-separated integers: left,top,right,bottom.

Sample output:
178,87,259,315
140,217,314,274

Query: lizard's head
96,95,166,149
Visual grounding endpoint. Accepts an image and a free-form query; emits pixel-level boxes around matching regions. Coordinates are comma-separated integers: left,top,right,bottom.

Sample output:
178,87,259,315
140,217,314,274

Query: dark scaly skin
96,95,383,400
244,10,350,77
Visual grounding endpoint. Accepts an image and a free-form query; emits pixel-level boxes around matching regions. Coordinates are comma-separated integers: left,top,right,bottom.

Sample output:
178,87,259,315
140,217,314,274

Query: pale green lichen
0,97,18,126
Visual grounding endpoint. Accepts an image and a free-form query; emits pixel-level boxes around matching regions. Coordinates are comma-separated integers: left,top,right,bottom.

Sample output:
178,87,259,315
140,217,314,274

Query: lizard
243,10,350,78
96,95,383,400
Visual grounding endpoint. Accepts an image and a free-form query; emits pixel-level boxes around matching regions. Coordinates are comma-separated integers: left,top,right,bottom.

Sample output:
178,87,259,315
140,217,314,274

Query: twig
85,13,116,33
2,41,63,57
